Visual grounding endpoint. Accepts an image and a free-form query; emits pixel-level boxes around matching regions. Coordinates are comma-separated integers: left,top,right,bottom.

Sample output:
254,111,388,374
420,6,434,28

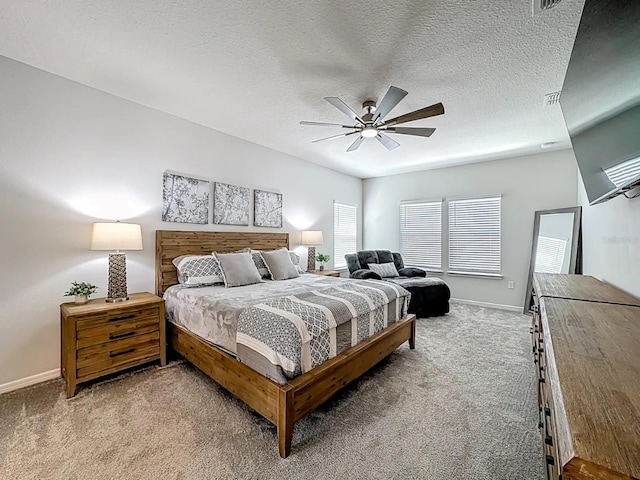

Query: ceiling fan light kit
301,86,444,152
361,127,378,138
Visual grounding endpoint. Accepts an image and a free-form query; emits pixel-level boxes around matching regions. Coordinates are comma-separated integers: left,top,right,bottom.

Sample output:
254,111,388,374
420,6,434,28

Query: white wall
578,175,640,297
0,56,362,387
363,150,578,308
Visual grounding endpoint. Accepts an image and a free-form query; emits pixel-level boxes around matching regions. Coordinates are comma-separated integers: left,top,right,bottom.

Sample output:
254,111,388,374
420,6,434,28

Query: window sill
446,271,503,280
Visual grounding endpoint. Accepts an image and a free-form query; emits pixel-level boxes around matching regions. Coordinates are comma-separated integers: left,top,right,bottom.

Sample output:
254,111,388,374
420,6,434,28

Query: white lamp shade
301,230,323,246
90,222,143,251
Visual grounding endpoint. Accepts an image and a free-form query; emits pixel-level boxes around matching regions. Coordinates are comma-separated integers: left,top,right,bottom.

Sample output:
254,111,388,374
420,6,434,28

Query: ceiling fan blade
373,86,408,123
376,132,401,151
312,131,358,143
384,127,436,137
324,97,365,125
383,102,445,127
346,135,365,152
300,121,354,128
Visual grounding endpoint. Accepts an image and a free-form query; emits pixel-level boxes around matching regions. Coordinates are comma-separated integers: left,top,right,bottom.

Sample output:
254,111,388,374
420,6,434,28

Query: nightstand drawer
76,332,160,378
61,292,166,398
77,317,159,349
76,306,160,330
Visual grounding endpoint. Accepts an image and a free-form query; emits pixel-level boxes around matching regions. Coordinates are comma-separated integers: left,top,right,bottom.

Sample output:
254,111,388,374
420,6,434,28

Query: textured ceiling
0,0,585,178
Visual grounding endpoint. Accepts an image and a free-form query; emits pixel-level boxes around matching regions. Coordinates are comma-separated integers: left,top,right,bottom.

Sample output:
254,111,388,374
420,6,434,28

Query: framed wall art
253,189,283,228
213,182,250,226
162,172,209,224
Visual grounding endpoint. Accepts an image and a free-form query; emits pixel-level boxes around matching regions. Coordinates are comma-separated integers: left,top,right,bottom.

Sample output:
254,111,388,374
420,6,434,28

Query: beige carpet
0,303,542,480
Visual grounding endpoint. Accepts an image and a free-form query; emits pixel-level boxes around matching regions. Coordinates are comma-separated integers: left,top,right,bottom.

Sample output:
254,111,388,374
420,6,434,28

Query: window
400,200,442,270
448,195,501,276
334,202,357,269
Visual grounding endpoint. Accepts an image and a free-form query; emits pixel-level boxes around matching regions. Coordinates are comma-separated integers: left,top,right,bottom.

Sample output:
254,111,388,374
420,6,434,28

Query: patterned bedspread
164,275,410,384
236,279,409,380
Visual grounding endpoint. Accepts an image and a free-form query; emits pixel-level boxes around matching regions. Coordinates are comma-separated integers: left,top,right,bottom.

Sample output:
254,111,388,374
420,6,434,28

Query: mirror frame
523,206,582,314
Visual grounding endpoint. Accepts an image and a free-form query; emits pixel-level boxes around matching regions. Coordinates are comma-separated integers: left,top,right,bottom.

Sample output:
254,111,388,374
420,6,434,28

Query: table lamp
90,222,143,302
300,230,323,271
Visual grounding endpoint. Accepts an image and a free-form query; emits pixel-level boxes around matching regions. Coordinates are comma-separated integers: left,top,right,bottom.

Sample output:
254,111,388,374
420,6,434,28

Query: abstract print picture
213,182,250,226
162,172,210,224
254,189,283,228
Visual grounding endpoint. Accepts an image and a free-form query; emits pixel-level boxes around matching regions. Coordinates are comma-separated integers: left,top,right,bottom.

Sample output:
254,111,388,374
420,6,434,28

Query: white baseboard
450,297,522,312
0,369,60,395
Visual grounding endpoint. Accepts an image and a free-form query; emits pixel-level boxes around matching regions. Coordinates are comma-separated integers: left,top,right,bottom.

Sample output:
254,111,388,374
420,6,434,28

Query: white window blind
448,196,502,275
534,236,567,274
334,202,357,269
603,155,640,188
400,201,442,270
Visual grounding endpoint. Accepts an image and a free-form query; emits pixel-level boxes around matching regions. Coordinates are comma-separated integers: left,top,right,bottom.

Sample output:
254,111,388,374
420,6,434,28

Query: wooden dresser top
540,296,640,478
534,273,640,306
60,292,161,316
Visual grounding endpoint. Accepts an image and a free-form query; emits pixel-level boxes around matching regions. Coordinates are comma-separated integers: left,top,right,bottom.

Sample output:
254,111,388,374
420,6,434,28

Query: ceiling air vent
544,91,561,107
533,0,562,15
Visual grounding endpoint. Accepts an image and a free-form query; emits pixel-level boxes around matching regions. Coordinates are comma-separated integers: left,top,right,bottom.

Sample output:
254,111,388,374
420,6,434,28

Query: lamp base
107,252,129,302
307,246,316,272
106,296,130,303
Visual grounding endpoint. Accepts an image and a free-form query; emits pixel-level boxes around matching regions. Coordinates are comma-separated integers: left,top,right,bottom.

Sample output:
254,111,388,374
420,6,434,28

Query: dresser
531,273,640,480
61,292,166,398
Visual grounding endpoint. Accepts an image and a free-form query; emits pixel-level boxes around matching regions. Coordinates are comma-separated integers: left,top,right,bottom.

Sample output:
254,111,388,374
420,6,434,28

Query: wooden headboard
155,230,290,296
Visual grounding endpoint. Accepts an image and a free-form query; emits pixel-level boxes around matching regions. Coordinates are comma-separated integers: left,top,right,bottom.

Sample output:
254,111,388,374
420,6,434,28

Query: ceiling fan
300,86,444,152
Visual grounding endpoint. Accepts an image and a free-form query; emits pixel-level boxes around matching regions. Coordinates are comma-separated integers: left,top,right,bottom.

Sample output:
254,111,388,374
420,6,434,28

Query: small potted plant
64,281,98,304
315,253,330,271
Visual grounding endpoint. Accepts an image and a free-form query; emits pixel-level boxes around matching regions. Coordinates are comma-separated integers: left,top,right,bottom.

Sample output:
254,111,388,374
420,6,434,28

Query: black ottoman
387,277,450,317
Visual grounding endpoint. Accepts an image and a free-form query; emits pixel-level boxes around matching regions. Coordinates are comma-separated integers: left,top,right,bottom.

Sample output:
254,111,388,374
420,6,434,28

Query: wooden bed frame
156,230,416,458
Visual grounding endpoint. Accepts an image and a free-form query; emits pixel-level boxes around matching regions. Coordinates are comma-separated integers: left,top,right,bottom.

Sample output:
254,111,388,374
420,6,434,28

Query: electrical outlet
507,281,515,289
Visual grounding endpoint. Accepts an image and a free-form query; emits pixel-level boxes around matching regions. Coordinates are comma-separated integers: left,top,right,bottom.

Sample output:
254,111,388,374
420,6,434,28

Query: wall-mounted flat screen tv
560,0,640,205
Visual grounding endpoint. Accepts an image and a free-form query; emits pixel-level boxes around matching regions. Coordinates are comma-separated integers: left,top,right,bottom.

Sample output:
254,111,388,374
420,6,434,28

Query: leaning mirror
523,207,582,313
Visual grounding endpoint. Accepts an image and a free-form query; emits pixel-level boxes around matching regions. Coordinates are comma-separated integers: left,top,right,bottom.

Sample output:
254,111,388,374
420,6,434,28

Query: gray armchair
344,249,450,317
345,250,427,280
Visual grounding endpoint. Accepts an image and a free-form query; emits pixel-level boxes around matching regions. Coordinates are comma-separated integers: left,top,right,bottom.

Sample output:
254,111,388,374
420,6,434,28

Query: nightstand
60,292,165,398
308,270,341,277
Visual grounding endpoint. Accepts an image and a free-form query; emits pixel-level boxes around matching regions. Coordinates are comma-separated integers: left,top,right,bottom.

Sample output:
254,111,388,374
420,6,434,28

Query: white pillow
368,262,399,278
173,255,224,286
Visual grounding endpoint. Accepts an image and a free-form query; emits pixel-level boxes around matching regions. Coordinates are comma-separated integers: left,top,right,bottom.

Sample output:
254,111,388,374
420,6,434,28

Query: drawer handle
543,406,553,446
109,348,135,358
109,331,136,340
110,314,136,322
545,454,555,466
538,406,544,429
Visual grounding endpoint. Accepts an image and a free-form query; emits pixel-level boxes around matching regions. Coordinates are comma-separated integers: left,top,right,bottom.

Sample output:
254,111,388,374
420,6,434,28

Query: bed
156,230,416,457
